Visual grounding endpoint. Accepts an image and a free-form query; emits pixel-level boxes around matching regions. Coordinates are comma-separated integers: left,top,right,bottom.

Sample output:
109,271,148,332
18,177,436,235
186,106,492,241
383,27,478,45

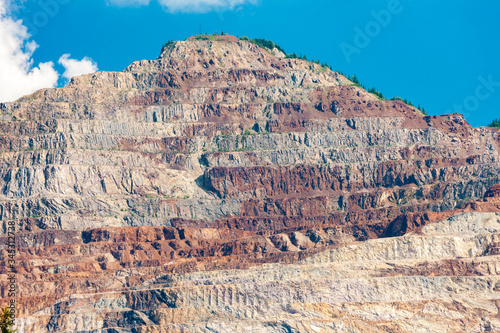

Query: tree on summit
488,118,500,128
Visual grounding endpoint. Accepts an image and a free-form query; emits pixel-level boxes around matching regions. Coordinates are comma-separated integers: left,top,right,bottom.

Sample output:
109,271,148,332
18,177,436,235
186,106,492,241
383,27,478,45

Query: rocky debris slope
0,35,499,332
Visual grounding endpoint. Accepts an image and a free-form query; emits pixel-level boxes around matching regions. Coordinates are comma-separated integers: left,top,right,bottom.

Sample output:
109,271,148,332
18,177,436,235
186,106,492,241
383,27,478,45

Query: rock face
0,36,500,332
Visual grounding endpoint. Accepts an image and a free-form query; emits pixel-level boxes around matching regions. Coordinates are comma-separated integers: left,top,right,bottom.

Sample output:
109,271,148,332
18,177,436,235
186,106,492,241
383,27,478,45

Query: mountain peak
125,35,301,73
185,34,241,43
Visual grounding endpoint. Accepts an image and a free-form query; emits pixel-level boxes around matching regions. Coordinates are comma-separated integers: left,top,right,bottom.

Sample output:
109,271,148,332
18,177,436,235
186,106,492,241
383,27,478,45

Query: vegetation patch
159,40,176,56
339,73,427,115
240,38,335,75
239,36,286,55
194,34,225,41
488,118,500,128
390,97,427,115
161,35,429,116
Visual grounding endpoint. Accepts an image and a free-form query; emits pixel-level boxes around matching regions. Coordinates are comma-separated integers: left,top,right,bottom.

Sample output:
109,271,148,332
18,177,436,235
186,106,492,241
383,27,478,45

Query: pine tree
350,75,360,85
488,118,500,128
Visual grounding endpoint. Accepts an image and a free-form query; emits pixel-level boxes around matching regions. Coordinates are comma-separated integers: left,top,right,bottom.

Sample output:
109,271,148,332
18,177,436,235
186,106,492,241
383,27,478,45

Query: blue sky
2,0,500,126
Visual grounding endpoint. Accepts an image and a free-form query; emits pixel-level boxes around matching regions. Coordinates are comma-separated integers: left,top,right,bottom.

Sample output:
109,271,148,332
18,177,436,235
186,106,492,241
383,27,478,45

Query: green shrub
390,96,414,106
198,34,224,41
368,87,385,100
0,306,15,333
160,40,176,56
390,97,427,115
239,37,334,73
285,52,299,59
488,118,500,128
239,36,287,55
349,75,361,87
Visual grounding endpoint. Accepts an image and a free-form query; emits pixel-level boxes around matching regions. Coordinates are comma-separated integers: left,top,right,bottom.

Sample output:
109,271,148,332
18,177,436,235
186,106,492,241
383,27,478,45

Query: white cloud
0,0,98,103
108,0,254,12
58,54,98,81
0,0,59,102
159,0,251,12
106,0,151,7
